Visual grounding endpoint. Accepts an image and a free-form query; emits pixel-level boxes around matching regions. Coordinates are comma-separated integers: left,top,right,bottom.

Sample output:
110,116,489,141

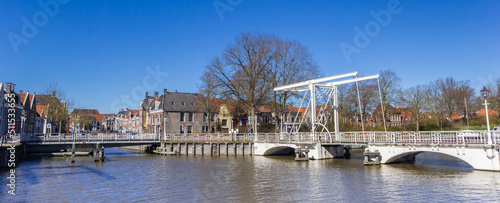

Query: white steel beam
274,72,357,92
315,74,379,88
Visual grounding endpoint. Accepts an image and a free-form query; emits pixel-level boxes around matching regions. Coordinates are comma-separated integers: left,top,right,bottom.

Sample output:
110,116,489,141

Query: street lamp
480,87,492,145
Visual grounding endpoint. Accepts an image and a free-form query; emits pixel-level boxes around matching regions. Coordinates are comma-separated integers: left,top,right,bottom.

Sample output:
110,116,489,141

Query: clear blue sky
1,0,499,113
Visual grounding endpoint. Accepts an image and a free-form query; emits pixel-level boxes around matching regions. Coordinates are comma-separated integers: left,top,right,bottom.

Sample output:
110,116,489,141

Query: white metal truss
274,72,380,140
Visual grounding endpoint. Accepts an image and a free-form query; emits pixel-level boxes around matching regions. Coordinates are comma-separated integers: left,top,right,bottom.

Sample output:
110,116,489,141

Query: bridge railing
163,133,253,142
20,130,500,145
24,133,162,143
253,130,499,145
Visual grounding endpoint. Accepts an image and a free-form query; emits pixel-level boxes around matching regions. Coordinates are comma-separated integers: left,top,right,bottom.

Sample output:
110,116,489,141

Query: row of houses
0,82,68,137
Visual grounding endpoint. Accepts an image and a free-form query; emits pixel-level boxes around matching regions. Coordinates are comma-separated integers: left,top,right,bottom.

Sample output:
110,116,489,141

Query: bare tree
269,37,320,132
206,33,275,133
425,80,443,125
399,85,428,130
438,77,459,122
358,80,377,123
454,80,475,125
197,70,221,133
337,84,357,125
486,78,500,112
377,69,401,123
41,83,74,134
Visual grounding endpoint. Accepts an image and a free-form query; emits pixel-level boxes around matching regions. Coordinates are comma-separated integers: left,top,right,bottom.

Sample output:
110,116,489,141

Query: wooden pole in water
70,142,75,163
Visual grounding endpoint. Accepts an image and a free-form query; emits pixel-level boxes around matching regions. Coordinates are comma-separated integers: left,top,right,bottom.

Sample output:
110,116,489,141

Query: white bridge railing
23,133,161,143
15,131,500,146
254,131,500,146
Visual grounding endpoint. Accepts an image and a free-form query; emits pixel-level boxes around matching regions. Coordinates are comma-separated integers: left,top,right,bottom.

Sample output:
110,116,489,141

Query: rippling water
1,148,499,202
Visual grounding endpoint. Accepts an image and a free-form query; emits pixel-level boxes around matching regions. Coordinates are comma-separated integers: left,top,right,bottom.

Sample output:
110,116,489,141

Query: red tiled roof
149,98,159,108
478,109,498,117
94,114,104,122
16,92,28,105
209,98,222,110
451,113,462,120
36,105,47,118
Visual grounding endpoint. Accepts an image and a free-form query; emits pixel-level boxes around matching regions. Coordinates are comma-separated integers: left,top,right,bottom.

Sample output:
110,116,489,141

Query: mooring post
70,142,76,163
101,146,105,162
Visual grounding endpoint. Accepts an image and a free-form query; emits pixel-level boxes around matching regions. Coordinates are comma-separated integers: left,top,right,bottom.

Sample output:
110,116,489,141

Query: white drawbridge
253,72,500,171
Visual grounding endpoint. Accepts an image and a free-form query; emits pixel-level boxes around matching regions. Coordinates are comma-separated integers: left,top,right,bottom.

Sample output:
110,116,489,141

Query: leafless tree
454,80,475,124
377,69,401,122
337,84,357,125
437,77,459,122
399,85,429,130
358,80,377,123
206,33,275,133
41,83,74,134
197,70,221,133
486,78,500,112
424,80,443,125
269,37,320,132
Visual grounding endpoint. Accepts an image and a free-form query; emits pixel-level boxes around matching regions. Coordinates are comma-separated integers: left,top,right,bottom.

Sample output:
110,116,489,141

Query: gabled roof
72,109,100,115
149,97,159,108
158,91,201,112
36,94,60,105
141,96,156,110
16,92,29,106
36,105,48,118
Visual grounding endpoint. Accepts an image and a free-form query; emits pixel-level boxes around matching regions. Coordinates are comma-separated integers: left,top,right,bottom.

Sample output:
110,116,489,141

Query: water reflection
1,148,499,202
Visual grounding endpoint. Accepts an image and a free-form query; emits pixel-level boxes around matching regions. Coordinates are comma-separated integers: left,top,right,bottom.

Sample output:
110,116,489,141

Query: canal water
1,148,499,202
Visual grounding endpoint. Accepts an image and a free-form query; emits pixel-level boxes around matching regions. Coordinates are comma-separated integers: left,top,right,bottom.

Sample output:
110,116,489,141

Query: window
180,125,184,134
182,102,186,105
180,112,185,122
188,113,193,122
222,119,227,126
202,126,208,133
171,102,175,105
187,126,192,134
263,115,269,123
203,113,207,122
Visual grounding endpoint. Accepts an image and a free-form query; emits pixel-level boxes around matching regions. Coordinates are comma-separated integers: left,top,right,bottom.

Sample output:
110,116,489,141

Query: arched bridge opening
384,151,475,169
263,146,295,156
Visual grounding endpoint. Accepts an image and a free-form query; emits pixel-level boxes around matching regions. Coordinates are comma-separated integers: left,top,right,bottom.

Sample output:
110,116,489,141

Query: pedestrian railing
15,130,500,146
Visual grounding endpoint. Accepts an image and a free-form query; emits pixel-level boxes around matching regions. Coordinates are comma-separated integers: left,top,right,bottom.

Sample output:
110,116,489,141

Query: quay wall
158,141,254,156
0,144,24,168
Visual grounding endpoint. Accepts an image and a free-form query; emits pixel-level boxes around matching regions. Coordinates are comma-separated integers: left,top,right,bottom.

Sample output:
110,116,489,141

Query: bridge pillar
94,144,105,162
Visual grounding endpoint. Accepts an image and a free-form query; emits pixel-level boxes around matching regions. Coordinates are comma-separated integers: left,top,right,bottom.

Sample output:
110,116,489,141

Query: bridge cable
355,75,365,133
293,90,309,133
377,78,387,132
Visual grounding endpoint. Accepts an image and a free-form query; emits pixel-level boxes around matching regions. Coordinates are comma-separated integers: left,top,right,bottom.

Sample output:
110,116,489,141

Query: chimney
5,82,15,93
126,108,129,111
19,90,23,93
120,109,123,112
52,91,56,96
154,92,159,98
163,89,167,94
175,90,178,93
145,92,148,99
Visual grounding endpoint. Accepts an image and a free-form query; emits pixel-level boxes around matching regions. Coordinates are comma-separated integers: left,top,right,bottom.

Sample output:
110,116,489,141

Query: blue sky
1,0,499,113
